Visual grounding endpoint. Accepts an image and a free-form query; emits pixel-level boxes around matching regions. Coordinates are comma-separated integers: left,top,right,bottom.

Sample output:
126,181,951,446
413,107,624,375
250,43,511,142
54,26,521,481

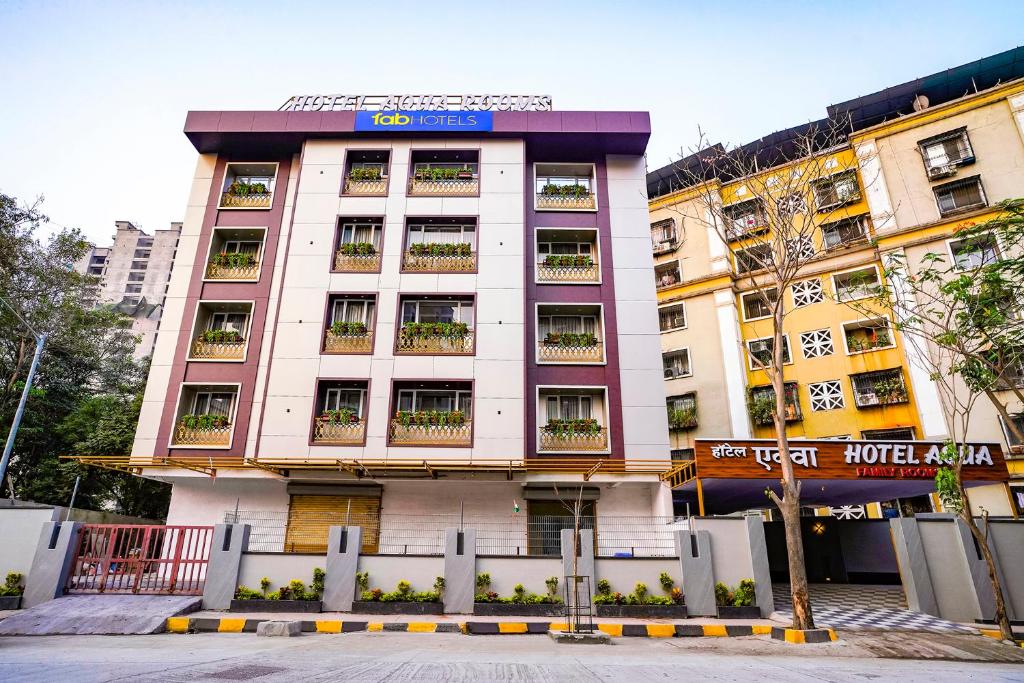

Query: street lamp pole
0,331,46,494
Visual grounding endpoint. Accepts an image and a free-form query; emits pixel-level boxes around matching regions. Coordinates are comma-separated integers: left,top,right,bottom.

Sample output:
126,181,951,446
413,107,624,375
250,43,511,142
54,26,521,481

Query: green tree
0,192,168,518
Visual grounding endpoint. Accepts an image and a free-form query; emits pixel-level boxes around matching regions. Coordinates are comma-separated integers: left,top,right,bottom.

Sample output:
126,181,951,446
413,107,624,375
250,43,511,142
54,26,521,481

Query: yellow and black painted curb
165,617,774,638
769,626,838,644
978,629,1024,647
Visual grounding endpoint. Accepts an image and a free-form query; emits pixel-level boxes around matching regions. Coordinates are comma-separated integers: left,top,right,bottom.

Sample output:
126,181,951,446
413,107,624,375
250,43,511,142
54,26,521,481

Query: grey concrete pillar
201,523,249,610
950,516,996,620
443,527,476,614
674,529,715,617
561,527,595,607
889,517,938,616
23,521,83,608
744,516,775,617
323,526,362,612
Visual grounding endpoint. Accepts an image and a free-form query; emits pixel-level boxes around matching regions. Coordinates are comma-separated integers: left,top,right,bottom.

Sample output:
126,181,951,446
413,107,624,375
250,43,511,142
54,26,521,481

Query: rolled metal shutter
284,495,381,553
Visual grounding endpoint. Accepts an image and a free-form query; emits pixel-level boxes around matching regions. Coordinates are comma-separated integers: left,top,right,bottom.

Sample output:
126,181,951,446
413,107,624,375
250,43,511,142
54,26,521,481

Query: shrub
595,579,611,596
355,571,369,592
0,572,24,597
278,586,292,601
234,585,262,600
265,591,281,601
733,579,756,607
545,576,559,598
659,572,675,594
434,576,445,595
670,587,684,605
714,581,731,607
475,573,491,592
594,591,625,606
311,568,325,599
632,582,647,602
259,576,271,596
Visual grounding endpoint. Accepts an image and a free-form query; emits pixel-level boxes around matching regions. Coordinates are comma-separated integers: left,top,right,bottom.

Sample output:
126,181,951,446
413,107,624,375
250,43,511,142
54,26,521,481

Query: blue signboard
354,110,493,132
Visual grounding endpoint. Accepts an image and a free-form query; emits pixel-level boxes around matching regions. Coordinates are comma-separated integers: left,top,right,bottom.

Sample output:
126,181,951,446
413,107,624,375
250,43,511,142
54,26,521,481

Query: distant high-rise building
74,220,181,359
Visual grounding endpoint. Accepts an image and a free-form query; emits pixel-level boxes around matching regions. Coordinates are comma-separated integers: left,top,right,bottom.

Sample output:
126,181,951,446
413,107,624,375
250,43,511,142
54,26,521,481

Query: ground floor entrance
764,518,901,585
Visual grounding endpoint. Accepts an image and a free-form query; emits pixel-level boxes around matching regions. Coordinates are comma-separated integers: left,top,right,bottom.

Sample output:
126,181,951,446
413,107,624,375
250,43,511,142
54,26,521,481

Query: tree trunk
984,388,1024,444
958,482,1013,641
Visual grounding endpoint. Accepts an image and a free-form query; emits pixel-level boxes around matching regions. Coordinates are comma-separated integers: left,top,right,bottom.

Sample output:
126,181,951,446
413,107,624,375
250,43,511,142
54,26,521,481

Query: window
741,288,778,321
191,391,234,417
88,266,103,275
791,278,824,307
1000,414,1024,453
747,336,791,369
850,368,908,408
843,318,894,354
655,261,681,289
862,427,915,441
808,380,844,411
811,170,860,211
538,241,593,259
799,329,834,358
331,298,375,325
948,232,1000,270
90,255,106,265
130,260,148,270
786,236,815,262
667,393,696,412
651,219,676,252
749,382,802,423
401,299,473,324
735,244,772,274
667,393,697,429
322,387,365,416
658,304,686,331
397,389,472,417
821,215,869,250
125,284,143,294
544,395,594,421
934,176,986,216
538,314,598,337
918,127,974,176
407,222,476,249
133,249,151,259
832,267,880,302
338,220,383,249
776,192,807,216
663,349,692,379
723,199,765,239
127,272,145,282
209,312,248,334
137,238,153,248
222,240,262,256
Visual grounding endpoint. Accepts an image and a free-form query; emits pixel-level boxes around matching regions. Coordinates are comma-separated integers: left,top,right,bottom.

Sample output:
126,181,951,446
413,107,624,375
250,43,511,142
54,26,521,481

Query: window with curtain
538,315,597,337
323,388,364,415
401,300,473,324
223,240,261,255
332,299,374,325
545,395,593,421
407,224,476,247
209,312,248,333
192,391,234,417
339,222,382,248
397,389,472,417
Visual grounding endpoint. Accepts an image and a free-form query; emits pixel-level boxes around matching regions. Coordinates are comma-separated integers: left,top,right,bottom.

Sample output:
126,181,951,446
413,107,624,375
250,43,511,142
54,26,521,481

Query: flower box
716,605,761,619
595,604,687,619
0,595,22,610
473,602,564,617
351,600,443,615
229,599,322,613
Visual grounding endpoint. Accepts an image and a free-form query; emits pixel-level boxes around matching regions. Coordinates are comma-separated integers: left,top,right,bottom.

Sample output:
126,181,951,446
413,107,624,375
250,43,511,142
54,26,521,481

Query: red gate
65,525,213,595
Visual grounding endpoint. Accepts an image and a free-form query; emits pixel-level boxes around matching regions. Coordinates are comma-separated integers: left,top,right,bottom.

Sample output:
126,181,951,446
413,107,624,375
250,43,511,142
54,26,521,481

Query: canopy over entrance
676,438,1009,515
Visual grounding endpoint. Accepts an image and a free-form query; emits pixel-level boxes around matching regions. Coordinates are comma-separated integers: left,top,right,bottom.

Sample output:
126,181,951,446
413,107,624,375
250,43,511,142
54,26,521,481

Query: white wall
0,507,58,579
476,556,562,597
594,558,680,598
238,552,323,594
358,555,443,595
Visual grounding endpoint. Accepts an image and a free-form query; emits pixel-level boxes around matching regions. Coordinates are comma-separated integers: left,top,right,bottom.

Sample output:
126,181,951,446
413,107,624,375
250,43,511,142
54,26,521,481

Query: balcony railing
667,407,697,431
190,338,246,360
539,426,609,452
536,191,596,211
538,339,604,363
536,254,599,283
334,248,382,272
396,327,474,354
853,371,909,408
312,418,367,445
220,192,271,209
205,259,260,281
389,419,472,446
408,177,479,196
343,177,388,195
656,273,682,290
402,248,476,272
173,422,231,447
324,329,373,354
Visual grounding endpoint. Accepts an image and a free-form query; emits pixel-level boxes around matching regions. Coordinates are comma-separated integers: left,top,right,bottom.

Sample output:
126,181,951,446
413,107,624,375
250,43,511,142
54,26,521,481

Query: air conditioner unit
928,164,957,179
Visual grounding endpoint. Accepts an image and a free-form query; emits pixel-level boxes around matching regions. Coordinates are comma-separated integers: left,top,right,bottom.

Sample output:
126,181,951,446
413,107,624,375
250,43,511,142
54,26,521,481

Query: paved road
2,632,1023,682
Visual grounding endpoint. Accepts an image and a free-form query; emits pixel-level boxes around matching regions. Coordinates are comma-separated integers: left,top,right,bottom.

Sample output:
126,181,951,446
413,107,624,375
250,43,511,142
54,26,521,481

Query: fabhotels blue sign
354,110,493,132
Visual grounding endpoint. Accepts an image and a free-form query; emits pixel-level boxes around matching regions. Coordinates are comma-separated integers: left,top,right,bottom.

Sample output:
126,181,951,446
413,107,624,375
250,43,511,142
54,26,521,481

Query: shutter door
284,495,381,553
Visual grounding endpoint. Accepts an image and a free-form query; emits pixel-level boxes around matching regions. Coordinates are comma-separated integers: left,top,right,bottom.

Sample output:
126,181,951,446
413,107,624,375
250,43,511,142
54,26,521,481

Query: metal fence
225,511,682,557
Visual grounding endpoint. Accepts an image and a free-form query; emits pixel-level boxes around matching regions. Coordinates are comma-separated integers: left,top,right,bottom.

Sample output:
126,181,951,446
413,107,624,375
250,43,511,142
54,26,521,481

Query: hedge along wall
358,555,444,595
238,552,324,594
594,558,681,596
476,557,562,597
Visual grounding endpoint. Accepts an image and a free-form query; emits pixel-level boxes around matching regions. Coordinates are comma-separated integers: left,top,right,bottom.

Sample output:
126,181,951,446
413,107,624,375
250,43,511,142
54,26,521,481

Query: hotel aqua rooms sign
693,439,1008,482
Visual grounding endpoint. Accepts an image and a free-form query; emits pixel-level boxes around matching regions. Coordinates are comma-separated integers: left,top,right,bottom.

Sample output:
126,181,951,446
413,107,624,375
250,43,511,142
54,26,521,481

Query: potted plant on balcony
395,409,467,428
715,579,759,619
544,417,601,437
593,575,687,618
339,242,376,256
197,329,244,344
872,376,907,404
210,251,257,268
400,321,470,341
330,321,368,337
179,413,230,430
0,572,25,610
558,332,598,348
668,406,698,430
456,167,474,180
747,394,776,427
231,569,325,613
352,575,445,615
472,574,565,617
319,407,359,425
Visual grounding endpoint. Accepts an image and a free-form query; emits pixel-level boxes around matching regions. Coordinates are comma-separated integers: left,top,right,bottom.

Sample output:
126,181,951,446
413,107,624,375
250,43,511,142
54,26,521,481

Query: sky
1,0,1023,245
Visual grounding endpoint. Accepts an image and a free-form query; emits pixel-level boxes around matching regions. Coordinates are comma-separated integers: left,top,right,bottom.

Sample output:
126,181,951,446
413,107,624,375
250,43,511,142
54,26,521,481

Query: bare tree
663,117,880,630
553,484,589,631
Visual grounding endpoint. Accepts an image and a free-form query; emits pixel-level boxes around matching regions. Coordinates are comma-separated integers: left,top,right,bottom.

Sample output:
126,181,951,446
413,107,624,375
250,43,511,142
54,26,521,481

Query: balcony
324,295,375,354
188,302,251,362
218,163,276,210
651,219,677,254
844,318,894,354
539,420,609,452
537,305,604,364
536,229,599,284
311,381,368,446
655,262,682,290
749,384,802,426
722,199,767,241
535,164,596,211
389,415,472,446
396,322,474,355
852,369,909,408
403,219,477,272
312,417,367,445
174,418,232,447
334,218,383,272
324,321,373,353
343,151,390,195
204,228,264,281
667,395,698,431
409,151,479,196
171,385,237,448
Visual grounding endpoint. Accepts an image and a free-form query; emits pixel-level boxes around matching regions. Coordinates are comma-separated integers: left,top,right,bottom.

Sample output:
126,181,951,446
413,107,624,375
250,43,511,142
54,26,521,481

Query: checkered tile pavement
772,583,974,633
